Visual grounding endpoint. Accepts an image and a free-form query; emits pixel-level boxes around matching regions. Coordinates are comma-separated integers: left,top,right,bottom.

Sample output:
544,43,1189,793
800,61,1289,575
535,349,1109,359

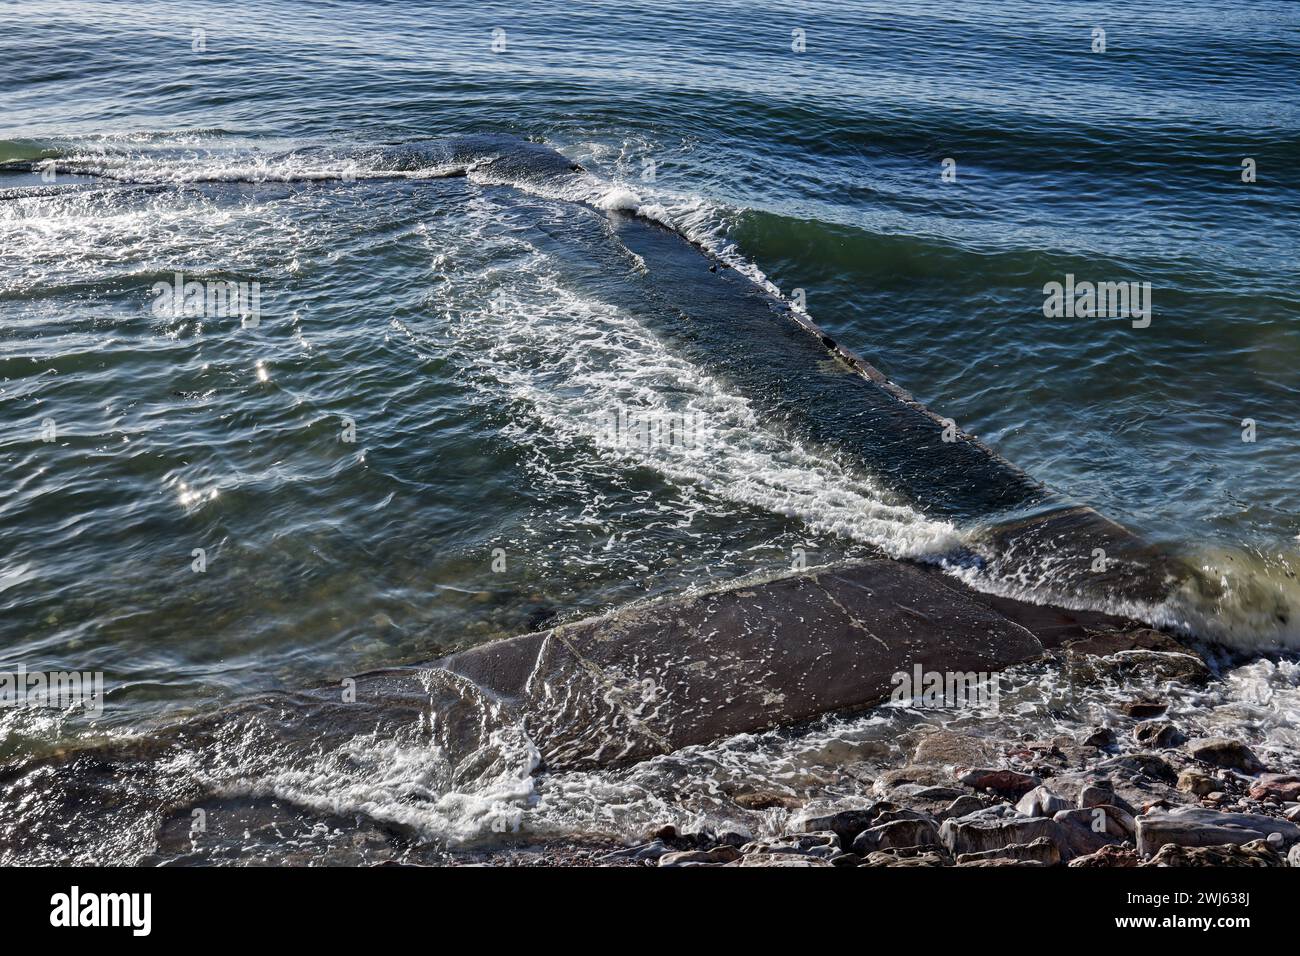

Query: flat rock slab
435,558,1058,771
1135,808,1300,857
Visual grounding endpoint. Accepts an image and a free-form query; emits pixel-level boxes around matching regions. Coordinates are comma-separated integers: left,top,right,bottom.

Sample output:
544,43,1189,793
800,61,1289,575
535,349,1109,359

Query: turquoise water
2,0,1299,748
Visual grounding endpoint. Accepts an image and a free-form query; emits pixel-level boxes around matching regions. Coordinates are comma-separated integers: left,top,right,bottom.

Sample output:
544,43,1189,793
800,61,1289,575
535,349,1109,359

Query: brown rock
913,730,998,768
1123,698,1168,719
1134,720,1185,749
1078,782,1116,808
1082,727,1117,749
859,850,947,867
1184,737,1266,774
941,795,990,820
1142,839,1284,867
956,836,1061,866
733,854,831,867
1135,808,1300,857
1177,769,1218,796
1068,844,1140,867
658,846,743,866
1248,774,1300,802
956,857,1048,867
791,805,890,846
956,768,1041,797
1015,786,1072,818
940,816,1066,857
851,818,941,854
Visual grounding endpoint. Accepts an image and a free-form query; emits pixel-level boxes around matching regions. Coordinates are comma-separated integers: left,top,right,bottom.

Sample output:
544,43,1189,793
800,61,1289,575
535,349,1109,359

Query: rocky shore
467,631,1300,868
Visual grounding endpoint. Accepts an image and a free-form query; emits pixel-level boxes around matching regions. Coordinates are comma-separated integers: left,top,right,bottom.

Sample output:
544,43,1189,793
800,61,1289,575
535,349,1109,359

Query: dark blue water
2,0,1299,748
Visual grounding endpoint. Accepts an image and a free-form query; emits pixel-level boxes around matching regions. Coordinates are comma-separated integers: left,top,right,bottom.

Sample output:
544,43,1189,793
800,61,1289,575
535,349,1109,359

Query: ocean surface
1,0,1299,860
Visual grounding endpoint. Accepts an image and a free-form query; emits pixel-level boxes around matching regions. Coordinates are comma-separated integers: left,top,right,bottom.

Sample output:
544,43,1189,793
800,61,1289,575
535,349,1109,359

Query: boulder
1068,844,1140,867
1142,839,1283,867
732,854,830,867
741,831,839,858
956,857,1048,867
1123,699,1167,719
851,818,942,854
658,846,743,866
1135,807,1300,857
1082,727,1117,749
873,807,939,827
913,730,998,768
1134,720,1185,749
1015,786,1072,818
1248,774,1300,802
1078,783,1115,808
941,795,989,820
956,836,1060,866
1184,737,1266,774
1095,753,1177,784
598,839,672,862
1100,649,1211,685
957,768,1041,797
660,842,743,868
859,850,947,867
940,816,1066,857
791,805,890,845
1060,804,1135,836
1053,806,1134,858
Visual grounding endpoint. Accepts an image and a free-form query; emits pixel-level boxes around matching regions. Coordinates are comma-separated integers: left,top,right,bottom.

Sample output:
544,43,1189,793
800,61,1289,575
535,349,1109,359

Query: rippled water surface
1,2,1298,778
